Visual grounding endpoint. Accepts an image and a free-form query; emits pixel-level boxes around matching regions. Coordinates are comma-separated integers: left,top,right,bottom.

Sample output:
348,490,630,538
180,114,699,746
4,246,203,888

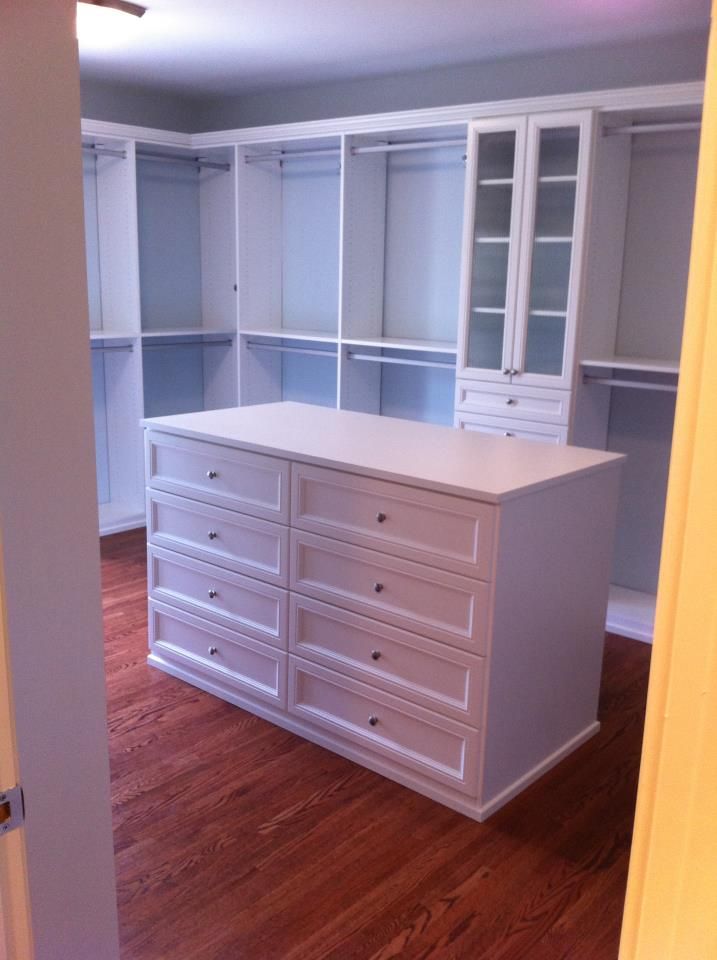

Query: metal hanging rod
347,352,455,370
137,150,231,172
83,143,127,160
90,343,134,353
245,147,341,164
246,340,337,358
351,137,466,155
583,375,678,393
603,121,701,137
143,339,234,351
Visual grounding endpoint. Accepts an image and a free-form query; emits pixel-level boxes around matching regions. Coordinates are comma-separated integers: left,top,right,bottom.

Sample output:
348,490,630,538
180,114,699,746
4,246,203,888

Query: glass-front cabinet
458,111,593,391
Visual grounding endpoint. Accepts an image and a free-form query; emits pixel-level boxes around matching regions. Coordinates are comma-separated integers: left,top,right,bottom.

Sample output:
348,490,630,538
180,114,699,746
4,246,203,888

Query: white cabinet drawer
289,658,479,795
290,531,490,654
290,595,484,724
455,380,570,425
291,463,495,580
145,430,289,521
147,489,289,586
456,413,567,445
149,601,286,706
148,545,287,648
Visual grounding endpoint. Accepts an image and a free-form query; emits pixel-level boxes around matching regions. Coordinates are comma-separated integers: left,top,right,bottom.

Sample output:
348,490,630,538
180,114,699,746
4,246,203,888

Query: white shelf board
342,337,458,355
477,178,513,186
240,327,339,344
475,236,510,244
538,175,577,184
529,309,567,317
98,501,145,537
534,236,572,244
472,307,506,314
581,356,679,375
606,585,656,644
89,330,138,341
141,328,236,339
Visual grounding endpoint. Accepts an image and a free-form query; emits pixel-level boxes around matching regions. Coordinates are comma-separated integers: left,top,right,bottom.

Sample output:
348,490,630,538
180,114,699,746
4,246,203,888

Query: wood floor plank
101,529,650,960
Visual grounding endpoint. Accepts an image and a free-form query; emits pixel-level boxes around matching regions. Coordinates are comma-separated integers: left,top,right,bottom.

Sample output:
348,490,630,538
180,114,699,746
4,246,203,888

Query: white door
0,3,120,958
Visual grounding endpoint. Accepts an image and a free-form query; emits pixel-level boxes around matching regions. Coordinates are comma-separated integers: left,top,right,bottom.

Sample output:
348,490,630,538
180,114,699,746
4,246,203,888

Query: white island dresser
143,402,624,820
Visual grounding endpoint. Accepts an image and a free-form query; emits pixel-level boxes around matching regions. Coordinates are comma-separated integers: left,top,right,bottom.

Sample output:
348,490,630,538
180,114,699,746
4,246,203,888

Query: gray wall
80,76,203,132
80,29,708,134
195,29,708,132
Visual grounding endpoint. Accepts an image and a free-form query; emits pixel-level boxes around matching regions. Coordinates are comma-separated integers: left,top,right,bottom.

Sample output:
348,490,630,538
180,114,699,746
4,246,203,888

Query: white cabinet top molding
143,402,623,504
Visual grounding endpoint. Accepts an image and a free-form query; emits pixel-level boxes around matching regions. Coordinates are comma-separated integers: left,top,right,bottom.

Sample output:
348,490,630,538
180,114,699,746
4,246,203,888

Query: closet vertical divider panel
84,136,145,534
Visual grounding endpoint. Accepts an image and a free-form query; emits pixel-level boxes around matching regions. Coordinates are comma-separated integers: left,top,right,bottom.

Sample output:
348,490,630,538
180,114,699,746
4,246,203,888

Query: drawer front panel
456,414,567,445
147,489,289,586
145,430,289,521
289,658,479,795
290,531,490,653
150,601,286,706
291,463,495,580
455,380,570,425
148,546,287,648
290,595,484,724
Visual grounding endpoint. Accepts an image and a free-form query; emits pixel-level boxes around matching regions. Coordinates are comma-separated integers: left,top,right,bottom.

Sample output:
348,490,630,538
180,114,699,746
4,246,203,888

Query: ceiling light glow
76,0,146,48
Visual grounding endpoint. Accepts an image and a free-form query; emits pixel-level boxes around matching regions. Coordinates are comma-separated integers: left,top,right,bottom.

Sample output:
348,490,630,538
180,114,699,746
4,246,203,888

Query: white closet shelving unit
82,81,703,640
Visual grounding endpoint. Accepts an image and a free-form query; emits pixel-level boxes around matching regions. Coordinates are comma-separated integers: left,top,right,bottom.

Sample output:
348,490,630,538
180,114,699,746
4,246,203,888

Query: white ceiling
78,0,711,98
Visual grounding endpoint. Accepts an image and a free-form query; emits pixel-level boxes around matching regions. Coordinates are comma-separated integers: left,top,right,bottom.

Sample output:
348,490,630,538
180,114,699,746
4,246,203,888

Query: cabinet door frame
511,109,595,390
456,115,528,384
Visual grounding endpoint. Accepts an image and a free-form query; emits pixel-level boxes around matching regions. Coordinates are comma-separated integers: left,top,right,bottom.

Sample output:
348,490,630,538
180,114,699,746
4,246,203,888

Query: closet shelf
581,357,679,375
477,178,513,186
239,327,339,344
475,236,510,244
90,330,138,341
471,307,506,314
141,328,236,340
534,236,572,244
538,175,577,184
341,336,458,355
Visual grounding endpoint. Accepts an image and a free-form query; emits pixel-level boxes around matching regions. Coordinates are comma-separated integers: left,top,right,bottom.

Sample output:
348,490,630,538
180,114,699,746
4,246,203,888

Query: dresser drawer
289,658,479,795
290,531,490,654
148,545,288,648
147,489,289,586
456,414,568,445
291,463,495,580
290,595,484,724
145,430,289,521
149,601,286,706
455,380,570,425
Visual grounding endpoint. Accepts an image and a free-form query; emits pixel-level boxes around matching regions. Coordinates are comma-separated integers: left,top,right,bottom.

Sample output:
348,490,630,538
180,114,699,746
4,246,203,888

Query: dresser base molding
148,650,600,822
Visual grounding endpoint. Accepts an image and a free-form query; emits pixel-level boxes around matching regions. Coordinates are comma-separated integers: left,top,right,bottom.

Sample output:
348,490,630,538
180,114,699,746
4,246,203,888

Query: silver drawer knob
504,432,515,438
206,470,218,479
376,512,386,523
208,530,218,540
368,714,378,727
506,398,516,405
208,588,218,599
208,646,218,656
371,649,381,661
502,368,511,375
373,582,384,593
510,368,519,376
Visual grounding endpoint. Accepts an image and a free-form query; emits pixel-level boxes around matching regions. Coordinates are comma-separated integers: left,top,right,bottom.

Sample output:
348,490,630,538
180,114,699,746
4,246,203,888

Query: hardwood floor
102,528,651,960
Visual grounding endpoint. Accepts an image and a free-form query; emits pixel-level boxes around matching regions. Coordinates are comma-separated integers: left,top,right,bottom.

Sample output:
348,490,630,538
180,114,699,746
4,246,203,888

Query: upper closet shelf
341,337,458,355
90,330,138,341
141,328,236,340
581,357,679,374
239,328,339,344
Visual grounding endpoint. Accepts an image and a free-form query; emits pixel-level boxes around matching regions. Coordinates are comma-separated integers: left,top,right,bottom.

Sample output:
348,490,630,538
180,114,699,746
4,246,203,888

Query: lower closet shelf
143,402,624,821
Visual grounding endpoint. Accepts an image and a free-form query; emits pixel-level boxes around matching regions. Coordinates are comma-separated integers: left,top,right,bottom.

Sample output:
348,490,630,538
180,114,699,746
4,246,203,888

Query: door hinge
0,785,24,836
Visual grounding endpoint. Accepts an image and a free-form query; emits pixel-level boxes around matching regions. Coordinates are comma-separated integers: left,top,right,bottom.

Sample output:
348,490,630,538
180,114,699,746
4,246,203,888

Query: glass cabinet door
512,113,593,388
460,119,526,382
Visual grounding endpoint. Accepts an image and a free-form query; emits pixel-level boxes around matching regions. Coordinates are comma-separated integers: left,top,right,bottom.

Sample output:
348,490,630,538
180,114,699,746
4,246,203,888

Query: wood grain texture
103,528,650,960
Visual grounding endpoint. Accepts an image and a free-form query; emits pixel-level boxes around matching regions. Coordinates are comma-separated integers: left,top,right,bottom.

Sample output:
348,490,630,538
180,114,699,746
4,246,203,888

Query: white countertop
143,402,624,504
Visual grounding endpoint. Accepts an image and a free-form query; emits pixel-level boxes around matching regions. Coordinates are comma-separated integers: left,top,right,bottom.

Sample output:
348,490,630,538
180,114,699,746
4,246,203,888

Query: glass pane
538,127,579,178
476,131,515,181
524,314,567,376
534,182,576,237
527,243,572,313
474,183,512,239
471,242,509,310
468,313,505,370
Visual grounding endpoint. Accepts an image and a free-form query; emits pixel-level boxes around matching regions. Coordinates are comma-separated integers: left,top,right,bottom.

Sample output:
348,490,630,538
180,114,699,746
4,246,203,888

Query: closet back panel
380,364,455,425
83,155,103,330
282,351,338,407
91,352,111,503
137,161,202,330
616,130,699,359
382,146,465,342
282,157,340,331
608,389,676,595
143,344,205,417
